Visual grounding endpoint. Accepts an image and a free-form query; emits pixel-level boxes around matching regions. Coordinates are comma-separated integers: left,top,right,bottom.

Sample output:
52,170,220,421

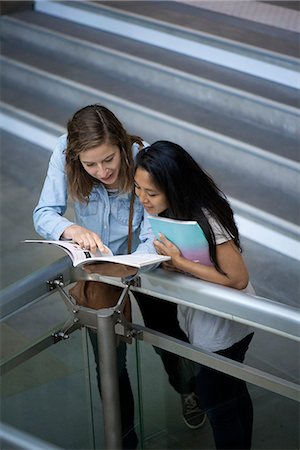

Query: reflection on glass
1,328,96,449
0,289,102,449
134,338,299,450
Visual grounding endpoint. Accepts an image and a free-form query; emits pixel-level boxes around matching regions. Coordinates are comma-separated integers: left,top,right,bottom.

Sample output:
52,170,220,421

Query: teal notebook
148,216,211,265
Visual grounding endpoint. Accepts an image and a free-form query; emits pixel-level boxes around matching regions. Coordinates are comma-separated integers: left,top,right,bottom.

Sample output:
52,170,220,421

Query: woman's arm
33,135,75,240
154,235,249,290
33,135,107,253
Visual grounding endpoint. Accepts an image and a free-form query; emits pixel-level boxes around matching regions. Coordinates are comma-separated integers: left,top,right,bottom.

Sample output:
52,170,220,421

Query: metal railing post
96,308,122,450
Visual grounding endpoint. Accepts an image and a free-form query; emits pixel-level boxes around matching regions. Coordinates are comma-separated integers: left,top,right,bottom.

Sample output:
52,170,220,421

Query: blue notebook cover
148,216,212,266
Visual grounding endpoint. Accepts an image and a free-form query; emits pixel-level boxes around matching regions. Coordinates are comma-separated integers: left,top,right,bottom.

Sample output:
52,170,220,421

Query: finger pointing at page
61,224,107,253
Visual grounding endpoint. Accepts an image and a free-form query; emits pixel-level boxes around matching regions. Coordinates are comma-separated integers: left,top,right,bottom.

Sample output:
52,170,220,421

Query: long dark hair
65,104,143,202
135,141,241,273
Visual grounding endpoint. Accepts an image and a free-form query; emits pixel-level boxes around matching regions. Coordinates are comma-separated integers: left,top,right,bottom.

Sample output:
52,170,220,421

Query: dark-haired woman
134,140,255,450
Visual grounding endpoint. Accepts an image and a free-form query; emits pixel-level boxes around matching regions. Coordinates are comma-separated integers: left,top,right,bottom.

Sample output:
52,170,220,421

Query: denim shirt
33,134,156,257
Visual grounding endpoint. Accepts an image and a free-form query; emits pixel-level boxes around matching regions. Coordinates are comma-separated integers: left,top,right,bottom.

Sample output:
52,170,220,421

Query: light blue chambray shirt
33,134,156,260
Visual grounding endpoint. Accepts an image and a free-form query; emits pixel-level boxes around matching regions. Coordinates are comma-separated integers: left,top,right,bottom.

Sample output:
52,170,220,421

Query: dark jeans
195,333,254,450
134,292,196,394
88,330,138,450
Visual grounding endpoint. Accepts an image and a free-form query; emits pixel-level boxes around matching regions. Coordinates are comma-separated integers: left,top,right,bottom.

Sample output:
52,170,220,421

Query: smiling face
134,167,169,215
79,142,122,189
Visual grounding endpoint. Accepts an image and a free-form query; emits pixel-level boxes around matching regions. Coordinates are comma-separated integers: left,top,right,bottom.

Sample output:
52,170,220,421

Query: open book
24,240,170,269
148,216,212,265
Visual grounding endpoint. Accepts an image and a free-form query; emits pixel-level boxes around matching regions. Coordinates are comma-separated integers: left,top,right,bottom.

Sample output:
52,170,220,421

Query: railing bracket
52,331,70,342
47,275,64,291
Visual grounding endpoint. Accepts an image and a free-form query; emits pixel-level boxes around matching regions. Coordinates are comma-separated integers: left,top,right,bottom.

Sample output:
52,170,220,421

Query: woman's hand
154,233,185,273
164,239,249,290
154,233,181,259
83,263,138,278
62,225,107,254
155,234,249,289
161,260,184,274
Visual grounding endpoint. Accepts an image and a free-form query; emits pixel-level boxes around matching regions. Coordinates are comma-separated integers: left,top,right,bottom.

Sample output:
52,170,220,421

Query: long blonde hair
65,104,143,202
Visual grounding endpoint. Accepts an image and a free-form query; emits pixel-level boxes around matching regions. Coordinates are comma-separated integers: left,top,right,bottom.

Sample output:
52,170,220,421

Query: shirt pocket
111,196,144,226
74,193,99,217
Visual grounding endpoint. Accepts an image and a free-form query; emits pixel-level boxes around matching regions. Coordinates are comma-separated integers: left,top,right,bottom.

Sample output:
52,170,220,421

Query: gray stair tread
2,76,299,227
1,131,299,305
98,0,300,58
1,80,76,129
263,1,300,11
7,10,300,109
2,40,299,165
0,131,56,288
242,237,300,307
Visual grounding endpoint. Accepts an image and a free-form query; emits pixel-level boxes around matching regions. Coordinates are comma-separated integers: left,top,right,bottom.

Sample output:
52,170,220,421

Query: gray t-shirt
178,213,255,352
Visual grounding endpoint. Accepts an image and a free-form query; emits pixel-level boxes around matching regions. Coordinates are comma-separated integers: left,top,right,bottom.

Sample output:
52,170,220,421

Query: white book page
79,253,170,269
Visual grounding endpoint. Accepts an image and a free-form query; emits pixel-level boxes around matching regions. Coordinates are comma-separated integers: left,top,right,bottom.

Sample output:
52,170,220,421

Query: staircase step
1,12,299,140
34,0,300,88
100,0,300,57
1,38,299,159
238,237,300,307
1,31,299,180
178,0,300,33
0,131,70,288
5,10,298,109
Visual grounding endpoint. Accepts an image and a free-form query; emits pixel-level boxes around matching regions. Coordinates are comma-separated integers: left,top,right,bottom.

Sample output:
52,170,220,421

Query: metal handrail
0,422,62,450
132,269,300,342
0,257,73,318
1,257,299,342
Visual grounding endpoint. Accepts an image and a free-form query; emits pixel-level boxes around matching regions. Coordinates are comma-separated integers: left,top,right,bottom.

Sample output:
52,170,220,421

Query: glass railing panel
127,336,144,448
0,421,63,449
84,330,106,450
0,284,111,450
1,289,69,365
247,329,299,385
134,339,213,449
248,384,299,449
134,337,299,449
0,273,141,450
0,326,96,449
